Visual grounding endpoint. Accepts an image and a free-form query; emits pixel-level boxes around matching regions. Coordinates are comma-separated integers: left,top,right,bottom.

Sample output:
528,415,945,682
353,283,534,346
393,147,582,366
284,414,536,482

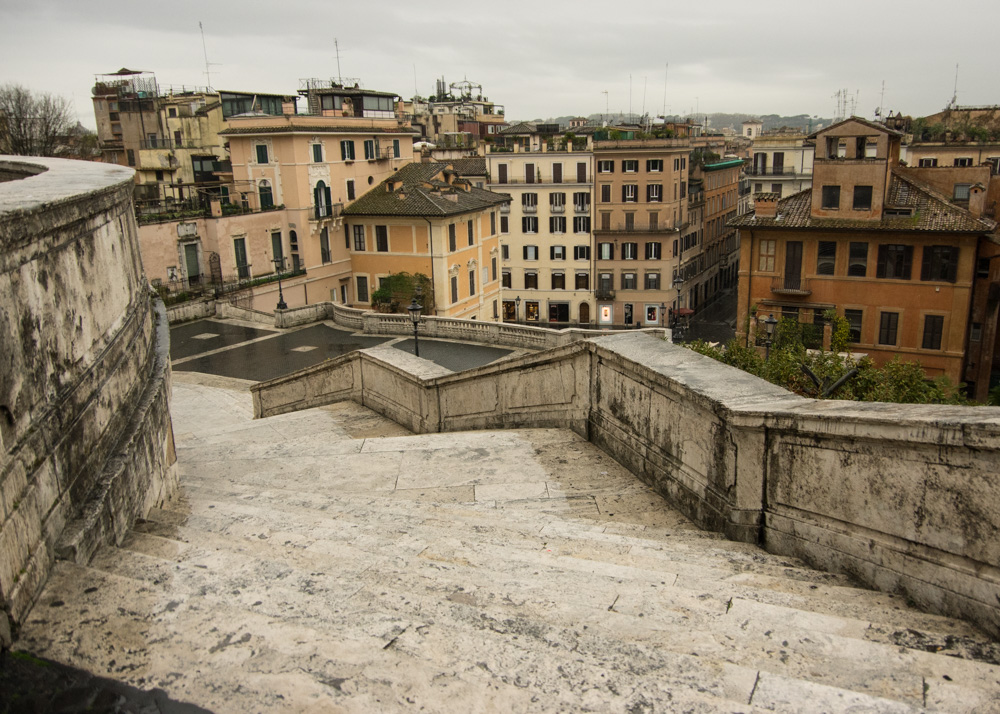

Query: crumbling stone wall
0,157,178,646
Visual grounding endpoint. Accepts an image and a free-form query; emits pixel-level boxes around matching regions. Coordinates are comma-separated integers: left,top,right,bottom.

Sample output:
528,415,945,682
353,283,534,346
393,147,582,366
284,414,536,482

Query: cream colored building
487,129,595,325
748,132,814,200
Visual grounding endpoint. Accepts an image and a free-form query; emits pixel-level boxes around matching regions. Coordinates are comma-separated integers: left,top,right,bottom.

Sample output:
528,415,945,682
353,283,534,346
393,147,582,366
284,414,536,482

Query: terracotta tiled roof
499,122,537,135
730,170,996,234
807,116,903,139
218,124,418,136
445,157,488,176
342,162,510,218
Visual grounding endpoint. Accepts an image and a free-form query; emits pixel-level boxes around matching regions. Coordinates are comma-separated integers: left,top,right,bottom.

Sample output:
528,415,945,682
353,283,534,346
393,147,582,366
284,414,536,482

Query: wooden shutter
553,164,562,183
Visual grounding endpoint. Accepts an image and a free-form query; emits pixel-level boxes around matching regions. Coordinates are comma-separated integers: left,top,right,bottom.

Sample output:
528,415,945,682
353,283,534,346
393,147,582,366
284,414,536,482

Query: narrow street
681,287,738,345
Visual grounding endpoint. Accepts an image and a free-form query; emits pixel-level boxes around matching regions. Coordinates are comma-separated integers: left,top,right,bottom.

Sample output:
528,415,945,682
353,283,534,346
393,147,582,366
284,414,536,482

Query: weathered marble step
98,522,1000,710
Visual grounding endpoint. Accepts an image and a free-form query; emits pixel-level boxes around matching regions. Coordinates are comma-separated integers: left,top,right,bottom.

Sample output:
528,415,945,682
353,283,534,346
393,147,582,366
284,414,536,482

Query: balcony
313,202,344,221
594,222,680,235
574,203,590,214
746,168,801,177
770,275,811,296
500,204,510,214
595,287,616,301
550,204,565,214
522,204,537,214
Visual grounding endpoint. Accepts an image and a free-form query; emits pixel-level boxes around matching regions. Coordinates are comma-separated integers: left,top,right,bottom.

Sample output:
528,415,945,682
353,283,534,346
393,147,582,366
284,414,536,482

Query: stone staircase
15,374,1000,713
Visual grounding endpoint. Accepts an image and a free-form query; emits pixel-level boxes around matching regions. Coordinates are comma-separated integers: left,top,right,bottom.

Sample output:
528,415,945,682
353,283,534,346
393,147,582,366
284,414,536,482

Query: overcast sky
3,0,997,131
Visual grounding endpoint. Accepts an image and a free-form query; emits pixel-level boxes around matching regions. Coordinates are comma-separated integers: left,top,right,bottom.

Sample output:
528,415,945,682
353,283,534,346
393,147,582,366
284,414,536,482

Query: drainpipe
421,216,437,315
745,229,754,347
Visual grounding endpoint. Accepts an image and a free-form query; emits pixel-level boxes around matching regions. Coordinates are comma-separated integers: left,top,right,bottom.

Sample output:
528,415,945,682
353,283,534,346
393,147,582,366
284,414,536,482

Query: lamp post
407,296,423,357
515,295,521,323
761,313,778,360
272,256,287,310
660,302,666,329
671,276,684,342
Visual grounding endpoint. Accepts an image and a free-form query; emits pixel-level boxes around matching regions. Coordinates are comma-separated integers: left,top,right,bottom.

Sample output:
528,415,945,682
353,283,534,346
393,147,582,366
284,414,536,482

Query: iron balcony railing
313,202,344,220
770,275,811,296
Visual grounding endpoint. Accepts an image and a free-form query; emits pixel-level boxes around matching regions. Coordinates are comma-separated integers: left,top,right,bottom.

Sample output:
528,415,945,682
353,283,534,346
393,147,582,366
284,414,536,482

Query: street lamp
515,295,521,323
407,295,423,357
659,302,666,329
761,313,778,360
272,256,288,310
671,276,684,342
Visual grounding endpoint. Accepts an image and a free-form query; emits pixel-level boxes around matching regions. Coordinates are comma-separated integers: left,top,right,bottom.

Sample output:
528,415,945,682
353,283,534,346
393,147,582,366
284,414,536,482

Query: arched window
314,180,332,218
259,179,274,210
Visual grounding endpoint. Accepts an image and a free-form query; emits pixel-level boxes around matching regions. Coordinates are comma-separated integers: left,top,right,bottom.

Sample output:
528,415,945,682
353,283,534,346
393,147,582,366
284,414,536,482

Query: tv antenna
602,90,609,123
198,22,221,90
661,63,668,119
334,38,343,83
948,63,959,109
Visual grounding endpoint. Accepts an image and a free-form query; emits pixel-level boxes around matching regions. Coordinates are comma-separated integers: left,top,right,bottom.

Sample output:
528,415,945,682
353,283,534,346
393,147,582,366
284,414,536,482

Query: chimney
969,183,987,218
754,193,779,218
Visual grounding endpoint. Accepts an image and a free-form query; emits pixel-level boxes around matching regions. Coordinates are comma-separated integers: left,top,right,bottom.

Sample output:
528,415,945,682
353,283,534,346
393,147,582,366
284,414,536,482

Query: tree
0,84,75,157
370,272,435,315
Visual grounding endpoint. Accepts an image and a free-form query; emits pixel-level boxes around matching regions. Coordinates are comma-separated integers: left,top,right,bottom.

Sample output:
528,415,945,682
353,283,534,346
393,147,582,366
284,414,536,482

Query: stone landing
14,373,1000,713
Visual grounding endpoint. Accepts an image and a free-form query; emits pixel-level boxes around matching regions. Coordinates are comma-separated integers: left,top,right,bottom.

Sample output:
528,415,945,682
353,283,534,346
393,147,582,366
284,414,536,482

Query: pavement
12,374,1000,713
682,288,739,345
170,319,516,382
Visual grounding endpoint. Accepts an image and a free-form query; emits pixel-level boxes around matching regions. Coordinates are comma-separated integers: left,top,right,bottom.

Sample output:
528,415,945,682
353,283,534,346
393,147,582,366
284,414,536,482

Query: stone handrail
251,332,1000,638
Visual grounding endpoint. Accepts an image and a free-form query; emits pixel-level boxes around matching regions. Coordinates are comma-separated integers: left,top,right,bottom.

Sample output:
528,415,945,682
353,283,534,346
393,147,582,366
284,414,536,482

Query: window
364,139,377,160
853,185,873,211
353,225,366,251
271,231,283,267
256,144,269,164
954,157,973,167
758,239,776,272
878,312,899,345
522,217,538,233
551,272,565,289
522,193,538,211
552,163,563,184
497,164,508,184
451,276,459,303
573,245,590,260
468,220,474,245
500,216,509,233
821,185,841,209
921,245,959,282
771,183,782,196
754,183,763,193
977,258,990,278
375,225,388,252
502,270,511,288
469,269,476,296
680,181,687,199
320,94,343,111
647,159,663,172
645,242,661,260
320,227,331,263
573,216,591,233
502,244,509,260
312,144,323,162
346,179,356,201
524,245,539,260
597,160,614,173
573,192,590,212
647,184,662,202
155,170,164,182
922,315,944,350
598,242,614,260
915,157,937,168
524,271,538,289
550,216,567,233
848,242,868,277
623,185,638,203
525,301,539,321
601,185,611,203
340,140,355,160
550,192,566,210
621,272,637,289
971,323,982,342
623,160,638,173
575,272,590,289
954,183,972,201
126,149,135,166
449,224,457,252
645,273,660,290
876,244,913,279
648,212,658,230
817,241,836,275
167,107,177,118
357,276,369,303
621,242,638,260
314,180,333,217
491,257,497,281
393,139,401,158
600,212,611,230
551,245,566,260
258,180,274,209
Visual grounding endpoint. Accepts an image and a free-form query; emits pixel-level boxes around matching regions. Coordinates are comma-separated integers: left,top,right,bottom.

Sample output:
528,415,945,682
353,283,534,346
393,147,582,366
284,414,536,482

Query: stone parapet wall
166,298,216,324
0,157,178,645
251,332,1000,637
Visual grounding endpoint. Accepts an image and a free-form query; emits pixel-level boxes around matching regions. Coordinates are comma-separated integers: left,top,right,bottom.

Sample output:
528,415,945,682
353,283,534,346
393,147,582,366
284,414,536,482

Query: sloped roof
445,157,488,176
342,162,510,218
499,122,537,135
807,116,902,139
730,170,996,234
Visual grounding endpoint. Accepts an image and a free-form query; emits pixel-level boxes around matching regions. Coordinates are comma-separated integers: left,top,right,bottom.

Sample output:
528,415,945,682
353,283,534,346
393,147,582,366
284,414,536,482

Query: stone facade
0,157,178,645
252,332,1000,637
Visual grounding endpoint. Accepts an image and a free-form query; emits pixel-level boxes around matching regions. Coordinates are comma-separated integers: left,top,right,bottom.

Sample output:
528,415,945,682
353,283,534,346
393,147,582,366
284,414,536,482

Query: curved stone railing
0,157,178,646
251,332,1000,638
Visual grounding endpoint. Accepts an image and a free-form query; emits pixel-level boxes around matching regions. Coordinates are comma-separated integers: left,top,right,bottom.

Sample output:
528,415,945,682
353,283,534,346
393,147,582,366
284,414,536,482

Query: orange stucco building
733,118,998,391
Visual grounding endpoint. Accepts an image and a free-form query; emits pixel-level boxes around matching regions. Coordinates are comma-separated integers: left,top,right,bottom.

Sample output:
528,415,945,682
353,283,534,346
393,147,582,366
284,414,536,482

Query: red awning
676,308,694,316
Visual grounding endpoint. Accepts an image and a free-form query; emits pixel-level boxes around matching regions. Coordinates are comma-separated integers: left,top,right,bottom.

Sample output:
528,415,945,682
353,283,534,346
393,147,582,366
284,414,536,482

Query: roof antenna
335,38,343,84
198,22,220,90
662,63,668,119
948,63,959,109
